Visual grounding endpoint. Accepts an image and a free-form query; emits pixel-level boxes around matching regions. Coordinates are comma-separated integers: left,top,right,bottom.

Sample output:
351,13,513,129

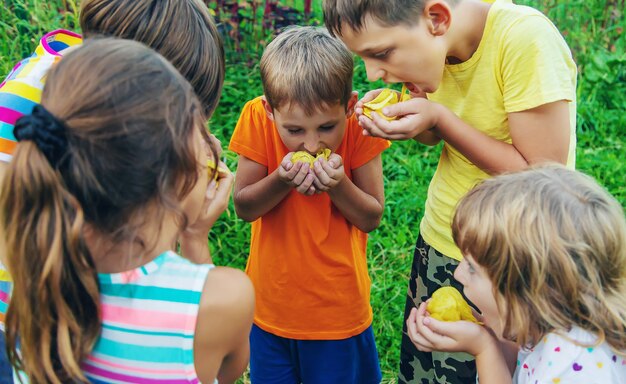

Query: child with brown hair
0,0,225,303
407,165,626,383
0,0,223,166
2,38,254,384
229,26,389,383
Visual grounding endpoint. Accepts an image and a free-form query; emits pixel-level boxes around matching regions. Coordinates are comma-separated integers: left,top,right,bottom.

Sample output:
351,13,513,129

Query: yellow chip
292,149,331,166
363,84,410,121
426,286,480,323
207,159,228,181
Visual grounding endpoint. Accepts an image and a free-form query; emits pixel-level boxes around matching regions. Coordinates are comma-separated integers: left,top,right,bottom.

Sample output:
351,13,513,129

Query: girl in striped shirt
0,38,254,384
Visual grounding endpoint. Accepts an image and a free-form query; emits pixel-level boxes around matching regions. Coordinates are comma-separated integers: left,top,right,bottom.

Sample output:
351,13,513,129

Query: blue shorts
250,324,382,384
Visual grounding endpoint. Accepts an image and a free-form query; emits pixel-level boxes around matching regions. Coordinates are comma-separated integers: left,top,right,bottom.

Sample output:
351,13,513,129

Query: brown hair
80,0,224,117
452,165,626,354
324,0,423,37
260,26,353,115
323,0,459,37
0,38,215,383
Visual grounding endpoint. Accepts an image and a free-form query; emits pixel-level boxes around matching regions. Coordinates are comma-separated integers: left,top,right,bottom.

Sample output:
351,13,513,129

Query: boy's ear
346,91,359,117
424,0,452,36
261,96,275,121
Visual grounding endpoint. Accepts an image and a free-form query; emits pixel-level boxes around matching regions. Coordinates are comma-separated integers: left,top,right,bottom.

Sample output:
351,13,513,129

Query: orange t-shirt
229,97,390,339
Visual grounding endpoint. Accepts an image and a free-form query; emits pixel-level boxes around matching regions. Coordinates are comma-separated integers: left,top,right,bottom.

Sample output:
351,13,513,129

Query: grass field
1,0,624,382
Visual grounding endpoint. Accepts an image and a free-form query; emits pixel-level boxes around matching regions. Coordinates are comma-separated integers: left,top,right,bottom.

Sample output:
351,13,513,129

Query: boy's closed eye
319,124,336,131
372,49,393,60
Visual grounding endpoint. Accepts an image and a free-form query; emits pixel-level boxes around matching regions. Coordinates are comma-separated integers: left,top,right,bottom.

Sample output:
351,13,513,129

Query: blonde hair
452,165,626,354
260,26,353,115
80,0,224,117
1,38,215,383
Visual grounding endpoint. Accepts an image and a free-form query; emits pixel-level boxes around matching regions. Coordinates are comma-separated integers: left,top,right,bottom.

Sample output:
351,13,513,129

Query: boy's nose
303,140,321,154
365,61,385,82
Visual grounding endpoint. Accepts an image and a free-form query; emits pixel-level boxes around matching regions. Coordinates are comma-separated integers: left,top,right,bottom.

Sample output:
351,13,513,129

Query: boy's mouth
404,82,421,94
404,82,429,97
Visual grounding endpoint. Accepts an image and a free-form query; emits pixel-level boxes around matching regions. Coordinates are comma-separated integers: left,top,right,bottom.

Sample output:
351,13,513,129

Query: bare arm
194,267,255,384
316,154,384,233
359,99,571,174
232,156,291,222
413,129,442,146
433,100,571,174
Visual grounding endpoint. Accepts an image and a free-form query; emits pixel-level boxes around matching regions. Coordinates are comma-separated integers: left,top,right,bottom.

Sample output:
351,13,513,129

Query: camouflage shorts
397,234,477,384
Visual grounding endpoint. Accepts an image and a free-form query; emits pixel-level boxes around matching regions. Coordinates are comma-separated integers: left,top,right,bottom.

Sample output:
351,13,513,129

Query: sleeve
500,14,577,113
0,59,42,162
228,98,270,166
347,115,391,169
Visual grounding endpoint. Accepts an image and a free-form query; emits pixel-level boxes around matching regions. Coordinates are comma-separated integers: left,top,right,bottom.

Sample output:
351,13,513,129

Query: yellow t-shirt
421,0,577,261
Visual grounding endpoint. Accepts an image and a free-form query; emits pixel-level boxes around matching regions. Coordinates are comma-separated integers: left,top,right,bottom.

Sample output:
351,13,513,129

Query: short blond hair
453,165,626,354
260,26,353,114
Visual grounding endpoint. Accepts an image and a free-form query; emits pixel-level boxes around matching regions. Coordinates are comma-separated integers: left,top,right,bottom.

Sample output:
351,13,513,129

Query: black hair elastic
13,105,69,167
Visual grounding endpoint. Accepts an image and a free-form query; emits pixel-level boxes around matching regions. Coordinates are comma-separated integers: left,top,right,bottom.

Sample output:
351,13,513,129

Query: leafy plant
1,2,624,383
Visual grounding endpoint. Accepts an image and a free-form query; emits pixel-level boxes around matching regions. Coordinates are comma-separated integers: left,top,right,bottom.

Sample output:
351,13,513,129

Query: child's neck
85,214,179,274
445,0,492,64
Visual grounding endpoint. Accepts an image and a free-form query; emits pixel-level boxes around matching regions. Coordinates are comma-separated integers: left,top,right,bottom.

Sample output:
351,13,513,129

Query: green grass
2,1,625,383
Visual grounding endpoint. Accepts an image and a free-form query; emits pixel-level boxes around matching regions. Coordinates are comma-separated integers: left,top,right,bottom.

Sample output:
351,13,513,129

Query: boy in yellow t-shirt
324,0,576,382
229,26,389,383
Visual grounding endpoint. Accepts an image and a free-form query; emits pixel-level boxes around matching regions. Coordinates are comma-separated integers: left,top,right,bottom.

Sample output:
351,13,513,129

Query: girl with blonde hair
407,165,626,383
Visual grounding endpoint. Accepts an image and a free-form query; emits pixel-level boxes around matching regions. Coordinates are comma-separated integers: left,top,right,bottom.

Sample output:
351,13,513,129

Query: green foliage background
1,0,624,382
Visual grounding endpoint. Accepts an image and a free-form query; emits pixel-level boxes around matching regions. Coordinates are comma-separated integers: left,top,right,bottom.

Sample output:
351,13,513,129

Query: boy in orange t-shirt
229,26,389,383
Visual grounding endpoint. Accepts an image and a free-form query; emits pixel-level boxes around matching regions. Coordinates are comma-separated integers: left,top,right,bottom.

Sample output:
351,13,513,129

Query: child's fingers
406,307,435,352
311,171,328,191
313,161,332,186
214,170,234,195
295,173,316,195
292,163,310,185
281,153,295,171
326,153,343,169
357,88,384,106
205,180,217,200
415,303,448,346
208,134,223,156
359,113,408,140
283,161,303,181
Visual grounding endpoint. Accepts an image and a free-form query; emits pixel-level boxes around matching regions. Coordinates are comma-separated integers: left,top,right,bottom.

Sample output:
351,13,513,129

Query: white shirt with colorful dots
514,326,626,383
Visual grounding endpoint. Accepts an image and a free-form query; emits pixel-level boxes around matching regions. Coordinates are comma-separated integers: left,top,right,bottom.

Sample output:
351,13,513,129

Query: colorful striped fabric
0,29,82,162
82,251,213,383
0,30,82,310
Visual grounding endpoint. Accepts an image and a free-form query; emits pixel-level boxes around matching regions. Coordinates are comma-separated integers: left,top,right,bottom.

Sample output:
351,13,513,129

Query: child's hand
354,88,385,120
358,97,442,141
187,162,234,234
278,153,316,195
406,302,494,357
180,163,234,264
311,153,344,192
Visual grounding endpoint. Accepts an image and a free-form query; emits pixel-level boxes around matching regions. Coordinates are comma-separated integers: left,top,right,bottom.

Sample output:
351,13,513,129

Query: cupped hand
406,302,494,357
278,153,316,195
358,98,441,140
186,161,234,236
311,153,344,192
